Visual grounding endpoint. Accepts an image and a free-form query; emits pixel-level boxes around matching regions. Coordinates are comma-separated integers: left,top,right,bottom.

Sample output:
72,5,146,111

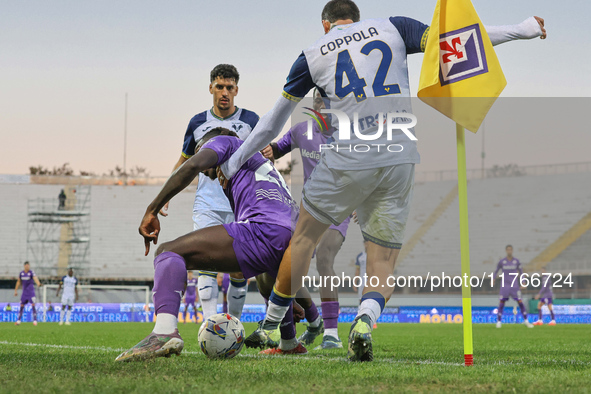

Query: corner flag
418,0,508,367
418,0,506,133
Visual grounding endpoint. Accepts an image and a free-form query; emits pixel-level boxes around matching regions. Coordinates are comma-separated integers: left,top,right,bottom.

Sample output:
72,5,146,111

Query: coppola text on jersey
312,109,417,153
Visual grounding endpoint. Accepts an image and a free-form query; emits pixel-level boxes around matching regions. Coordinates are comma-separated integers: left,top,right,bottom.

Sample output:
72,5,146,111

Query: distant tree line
29,163,150,177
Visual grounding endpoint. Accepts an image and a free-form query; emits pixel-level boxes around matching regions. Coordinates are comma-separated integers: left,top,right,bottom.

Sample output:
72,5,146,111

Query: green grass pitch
1,322,590,393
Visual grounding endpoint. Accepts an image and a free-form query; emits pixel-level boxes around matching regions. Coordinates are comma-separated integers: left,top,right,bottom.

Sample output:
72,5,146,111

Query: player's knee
154,241,175,258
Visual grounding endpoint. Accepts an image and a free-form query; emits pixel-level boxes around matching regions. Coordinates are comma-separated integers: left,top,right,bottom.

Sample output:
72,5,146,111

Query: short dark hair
195,127,239,153
506,245,513,250
321,0,360,23
210,64,240,84
24,261,29,266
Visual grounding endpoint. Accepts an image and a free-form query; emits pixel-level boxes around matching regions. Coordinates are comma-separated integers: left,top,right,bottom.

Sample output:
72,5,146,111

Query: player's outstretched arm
220,96,298,180
485,16,546,46
140,149,219,255
34,275,42,287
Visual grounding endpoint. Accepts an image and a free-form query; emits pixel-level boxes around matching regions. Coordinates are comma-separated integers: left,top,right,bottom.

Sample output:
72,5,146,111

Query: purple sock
497,300,506,322
153,252,187,316
18,305,24,321
550,310,555,320
538,309,543,320
223,301,228,314
279,304,295,340
32,305,37,321
305,302,320,324
518,300,528,319
321,301,339,329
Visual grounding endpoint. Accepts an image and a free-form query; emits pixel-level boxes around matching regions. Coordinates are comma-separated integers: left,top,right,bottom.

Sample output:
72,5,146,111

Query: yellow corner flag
418,0,506,133
418,0,509,367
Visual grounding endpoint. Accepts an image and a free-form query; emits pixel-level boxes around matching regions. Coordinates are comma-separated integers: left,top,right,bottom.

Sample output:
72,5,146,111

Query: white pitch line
3,341,587,367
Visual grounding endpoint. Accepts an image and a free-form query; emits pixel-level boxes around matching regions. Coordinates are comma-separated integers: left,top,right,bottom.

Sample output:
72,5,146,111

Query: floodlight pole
123,92,128,184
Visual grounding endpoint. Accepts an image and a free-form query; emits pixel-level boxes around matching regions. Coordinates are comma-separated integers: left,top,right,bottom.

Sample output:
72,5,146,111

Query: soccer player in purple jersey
534,267,556,326
116,127,305,362
14,261,42,326
261,88,349,349
160,64,258,321
493,245,534,328
182,271,199,324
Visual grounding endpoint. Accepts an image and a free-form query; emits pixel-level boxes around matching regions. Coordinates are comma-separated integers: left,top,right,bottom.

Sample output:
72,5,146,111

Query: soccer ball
198,313,245,359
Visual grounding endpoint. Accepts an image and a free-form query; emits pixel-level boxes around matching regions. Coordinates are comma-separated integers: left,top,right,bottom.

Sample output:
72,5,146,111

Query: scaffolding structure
26,186,91,281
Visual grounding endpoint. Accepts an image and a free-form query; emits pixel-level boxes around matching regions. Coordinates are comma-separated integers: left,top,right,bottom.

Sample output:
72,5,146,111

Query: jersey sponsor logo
438,24,488,86
300,149,321,161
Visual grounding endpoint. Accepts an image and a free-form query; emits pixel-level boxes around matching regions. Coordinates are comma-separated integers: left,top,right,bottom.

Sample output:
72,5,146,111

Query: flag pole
456,123,474,366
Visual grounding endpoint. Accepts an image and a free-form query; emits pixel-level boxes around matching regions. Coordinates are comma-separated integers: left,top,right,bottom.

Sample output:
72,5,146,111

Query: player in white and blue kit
161,64,258,320
56,267,78,326
220,0,546,361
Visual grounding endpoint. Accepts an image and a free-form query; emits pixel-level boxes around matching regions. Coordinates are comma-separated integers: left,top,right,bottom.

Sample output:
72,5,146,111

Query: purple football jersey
202,135,297,231
19,270,36,297
185,277,197,298
275,121,333,183
494,258,522,289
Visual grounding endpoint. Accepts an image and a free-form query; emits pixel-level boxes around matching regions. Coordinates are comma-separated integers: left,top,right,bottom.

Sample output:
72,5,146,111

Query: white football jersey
61,275,78,298
182,108,259,213
283,17,429,170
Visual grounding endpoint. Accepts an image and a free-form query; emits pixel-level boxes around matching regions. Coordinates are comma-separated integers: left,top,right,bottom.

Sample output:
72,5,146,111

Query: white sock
324,328,339,338
60,309,65,322
227,281,247,319
153,313,178,334
309,316,322,328
66,309,72,323
201,298,219,320
356,299,382,327
265,302,290,326
198,275,219,320
279,337,298,351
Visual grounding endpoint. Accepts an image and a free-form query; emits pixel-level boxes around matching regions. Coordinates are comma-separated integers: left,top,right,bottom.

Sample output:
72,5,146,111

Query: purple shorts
222,221,292,279
185,296,196,305
499,287,522,301
221,274,230,294
540,297,553,305
329,216,351,239
21,295,36,305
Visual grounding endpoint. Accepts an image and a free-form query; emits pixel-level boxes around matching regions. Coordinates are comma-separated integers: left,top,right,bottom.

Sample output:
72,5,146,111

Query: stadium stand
1,167,589,293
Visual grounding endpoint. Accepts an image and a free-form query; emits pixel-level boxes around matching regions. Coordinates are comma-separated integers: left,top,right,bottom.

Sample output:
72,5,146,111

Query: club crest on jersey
438,24,488,86
231,123,244,132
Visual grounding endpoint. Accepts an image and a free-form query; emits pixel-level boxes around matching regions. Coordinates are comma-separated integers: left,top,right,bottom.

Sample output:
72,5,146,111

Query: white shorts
303,159,414,249
192,210,235,231
61,295,75,307
193,210,235,277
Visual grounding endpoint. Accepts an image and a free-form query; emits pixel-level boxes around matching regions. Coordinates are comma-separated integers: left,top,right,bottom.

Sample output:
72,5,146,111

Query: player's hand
292,301,305,323
352,211,359,224
217,273,224,287
159,201,170,217
139,211,160,256
261,145,274,160
216,167,229,189
534,16,546,39
14,291,17,297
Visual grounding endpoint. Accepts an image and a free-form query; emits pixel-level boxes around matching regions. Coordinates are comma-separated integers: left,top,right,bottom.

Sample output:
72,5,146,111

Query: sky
1,0,590,176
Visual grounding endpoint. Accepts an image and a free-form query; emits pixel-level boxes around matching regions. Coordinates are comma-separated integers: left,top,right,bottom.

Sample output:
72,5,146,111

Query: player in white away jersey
220,0,547,360
56,267,78,325
161,64,258,321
